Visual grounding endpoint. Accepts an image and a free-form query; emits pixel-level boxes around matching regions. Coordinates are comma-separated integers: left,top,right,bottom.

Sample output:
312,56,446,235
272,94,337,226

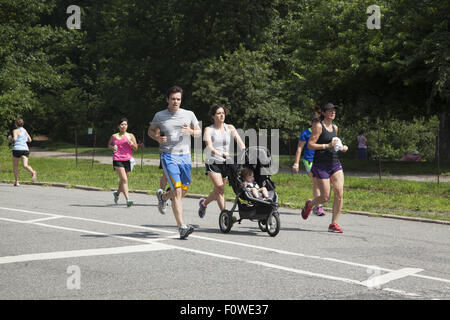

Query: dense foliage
1,0,448,160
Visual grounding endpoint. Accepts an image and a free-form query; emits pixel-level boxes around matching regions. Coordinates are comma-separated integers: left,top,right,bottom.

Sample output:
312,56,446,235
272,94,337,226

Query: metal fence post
75,129,78,168
91,129,96,168
141,129,144,171
437,124,440,185
378,126,381,181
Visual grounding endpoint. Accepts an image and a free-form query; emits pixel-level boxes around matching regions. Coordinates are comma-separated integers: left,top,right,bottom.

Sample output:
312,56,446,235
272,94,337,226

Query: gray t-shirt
150,108,199,154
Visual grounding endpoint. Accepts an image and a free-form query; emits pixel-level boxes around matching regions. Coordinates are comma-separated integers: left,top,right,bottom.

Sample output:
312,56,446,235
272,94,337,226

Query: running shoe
157,189,167,214
13,181,19,187
313,205,325,216
328,223,343,233
113,191,119,204
301,200,312,220
198,198,207,218
127,200,133,207
31,171,37,183
179,224,195,239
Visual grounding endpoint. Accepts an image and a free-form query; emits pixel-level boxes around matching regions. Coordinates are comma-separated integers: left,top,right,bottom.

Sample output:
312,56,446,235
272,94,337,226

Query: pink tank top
113,133,133,161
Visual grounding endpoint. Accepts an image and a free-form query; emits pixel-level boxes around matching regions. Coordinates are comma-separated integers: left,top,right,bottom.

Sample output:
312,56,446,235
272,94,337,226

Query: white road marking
0,216,174,245
363,268,423,286
0,243,172,265
0,213,423,298
361,268,424,287
1,206,449,292
25,216,62,223
175,246,422,297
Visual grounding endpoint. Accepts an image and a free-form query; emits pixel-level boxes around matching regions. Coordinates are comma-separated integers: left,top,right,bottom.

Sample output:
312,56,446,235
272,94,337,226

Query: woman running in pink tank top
108,118,142,207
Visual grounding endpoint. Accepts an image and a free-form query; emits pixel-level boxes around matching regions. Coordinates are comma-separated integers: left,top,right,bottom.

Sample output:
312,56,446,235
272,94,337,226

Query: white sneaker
113,191,119,204
179,225,195,239
31,171,37,183
157,189,167,214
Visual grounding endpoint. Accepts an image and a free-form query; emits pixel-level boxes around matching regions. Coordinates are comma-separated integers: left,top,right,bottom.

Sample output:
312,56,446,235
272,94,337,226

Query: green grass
1,145,449,221
277,155,450,176
40,140,450,176
38,141,162,159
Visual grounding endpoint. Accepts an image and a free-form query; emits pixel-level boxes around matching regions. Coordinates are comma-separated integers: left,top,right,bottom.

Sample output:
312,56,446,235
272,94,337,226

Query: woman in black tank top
302,103,348,233
313,121,340,163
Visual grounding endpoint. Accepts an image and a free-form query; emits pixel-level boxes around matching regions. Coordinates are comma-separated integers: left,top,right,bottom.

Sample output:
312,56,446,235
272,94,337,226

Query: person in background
292,113,325,216
357,130,368,160
108,118,142,207
8,118,37,186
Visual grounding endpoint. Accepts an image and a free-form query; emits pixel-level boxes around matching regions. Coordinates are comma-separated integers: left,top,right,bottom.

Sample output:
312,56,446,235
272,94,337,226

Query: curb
2,180,449,226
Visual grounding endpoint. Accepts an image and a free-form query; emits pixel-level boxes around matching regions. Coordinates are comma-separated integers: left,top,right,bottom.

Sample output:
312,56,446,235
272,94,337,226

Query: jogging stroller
218,146,280,237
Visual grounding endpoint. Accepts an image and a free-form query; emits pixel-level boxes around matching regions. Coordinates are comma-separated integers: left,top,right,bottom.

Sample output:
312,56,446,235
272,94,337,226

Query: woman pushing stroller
198,104,246,218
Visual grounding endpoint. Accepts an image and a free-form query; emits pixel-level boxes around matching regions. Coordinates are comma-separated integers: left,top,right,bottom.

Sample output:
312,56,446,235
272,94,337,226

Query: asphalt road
0,183,449,301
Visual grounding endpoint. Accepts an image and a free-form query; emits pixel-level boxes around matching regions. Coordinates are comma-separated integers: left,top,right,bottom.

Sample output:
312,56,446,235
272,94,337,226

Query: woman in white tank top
198,105,245,218
8,118,36,186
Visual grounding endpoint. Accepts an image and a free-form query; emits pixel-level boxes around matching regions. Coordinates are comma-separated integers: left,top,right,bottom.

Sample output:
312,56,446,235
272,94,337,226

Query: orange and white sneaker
328,223,343,233
13,181,20,187
31,171,37,183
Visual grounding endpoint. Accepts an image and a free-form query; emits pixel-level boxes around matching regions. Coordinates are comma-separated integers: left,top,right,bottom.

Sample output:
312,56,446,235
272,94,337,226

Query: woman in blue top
292,113,324,216
8,118,37,186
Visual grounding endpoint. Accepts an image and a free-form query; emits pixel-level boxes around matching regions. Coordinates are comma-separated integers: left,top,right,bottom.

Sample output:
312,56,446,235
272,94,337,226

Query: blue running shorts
160,153,192,190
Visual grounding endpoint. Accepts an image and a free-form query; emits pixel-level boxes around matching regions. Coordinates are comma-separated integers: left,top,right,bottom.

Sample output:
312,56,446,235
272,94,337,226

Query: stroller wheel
219,210,233,233
258,220,267,232
266,211,280,237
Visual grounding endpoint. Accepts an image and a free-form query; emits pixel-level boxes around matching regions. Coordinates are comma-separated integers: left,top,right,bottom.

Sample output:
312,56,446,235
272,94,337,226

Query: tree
0,0,84,138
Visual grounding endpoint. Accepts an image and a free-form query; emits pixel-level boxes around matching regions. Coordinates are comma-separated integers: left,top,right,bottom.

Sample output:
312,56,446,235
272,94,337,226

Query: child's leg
260,187,269,198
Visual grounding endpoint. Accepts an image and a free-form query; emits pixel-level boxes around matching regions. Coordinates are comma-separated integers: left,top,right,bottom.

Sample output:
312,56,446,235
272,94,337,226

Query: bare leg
260,187,269,198
310,178,331,208
163,187,185,227
12,156,19,183
204,172,226,211
329,170,344,225
308,172,320,199
160,174,167,190
116,167,129,201
251,188,260,198
21,156,34,176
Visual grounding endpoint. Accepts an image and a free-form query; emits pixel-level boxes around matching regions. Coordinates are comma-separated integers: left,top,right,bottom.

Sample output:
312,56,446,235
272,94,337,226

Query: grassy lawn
39,141,450,176
1,145,449,221
277,155,450,176
37,141,162,159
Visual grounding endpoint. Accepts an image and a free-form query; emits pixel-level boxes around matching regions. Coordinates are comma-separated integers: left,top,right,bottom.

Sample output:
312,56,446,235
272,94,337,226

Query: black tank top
313,121,339,163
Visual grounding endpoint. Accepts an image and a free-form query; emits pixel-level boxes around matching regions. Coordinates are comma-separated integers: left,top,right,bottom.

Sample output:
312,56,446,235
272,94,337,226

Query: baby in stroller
239,167,270,201
217,146,280,237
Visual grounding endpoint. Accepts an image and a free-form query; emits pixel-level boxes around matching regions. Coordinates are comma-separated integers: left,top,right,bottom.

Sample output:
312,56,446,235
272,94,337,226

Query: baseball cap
321,103,338,111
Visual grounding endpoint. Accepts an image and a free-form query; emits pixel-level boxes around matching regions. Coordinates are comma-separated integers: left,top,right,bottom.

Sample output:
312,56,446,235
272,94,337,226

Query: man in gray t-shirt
148,86,201,239
150,108,199,155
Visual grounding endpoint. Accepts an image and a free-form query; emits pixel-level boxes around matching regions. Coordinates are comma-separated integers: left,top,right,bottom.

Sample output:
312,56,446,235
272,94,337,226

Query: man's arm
148,125,166,144
181,123,201,138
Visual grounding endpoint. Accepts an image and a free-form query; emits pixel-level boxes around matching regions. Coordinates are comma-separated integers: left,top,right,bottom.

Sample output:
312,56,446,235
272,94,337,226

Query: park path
29,147,449,183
